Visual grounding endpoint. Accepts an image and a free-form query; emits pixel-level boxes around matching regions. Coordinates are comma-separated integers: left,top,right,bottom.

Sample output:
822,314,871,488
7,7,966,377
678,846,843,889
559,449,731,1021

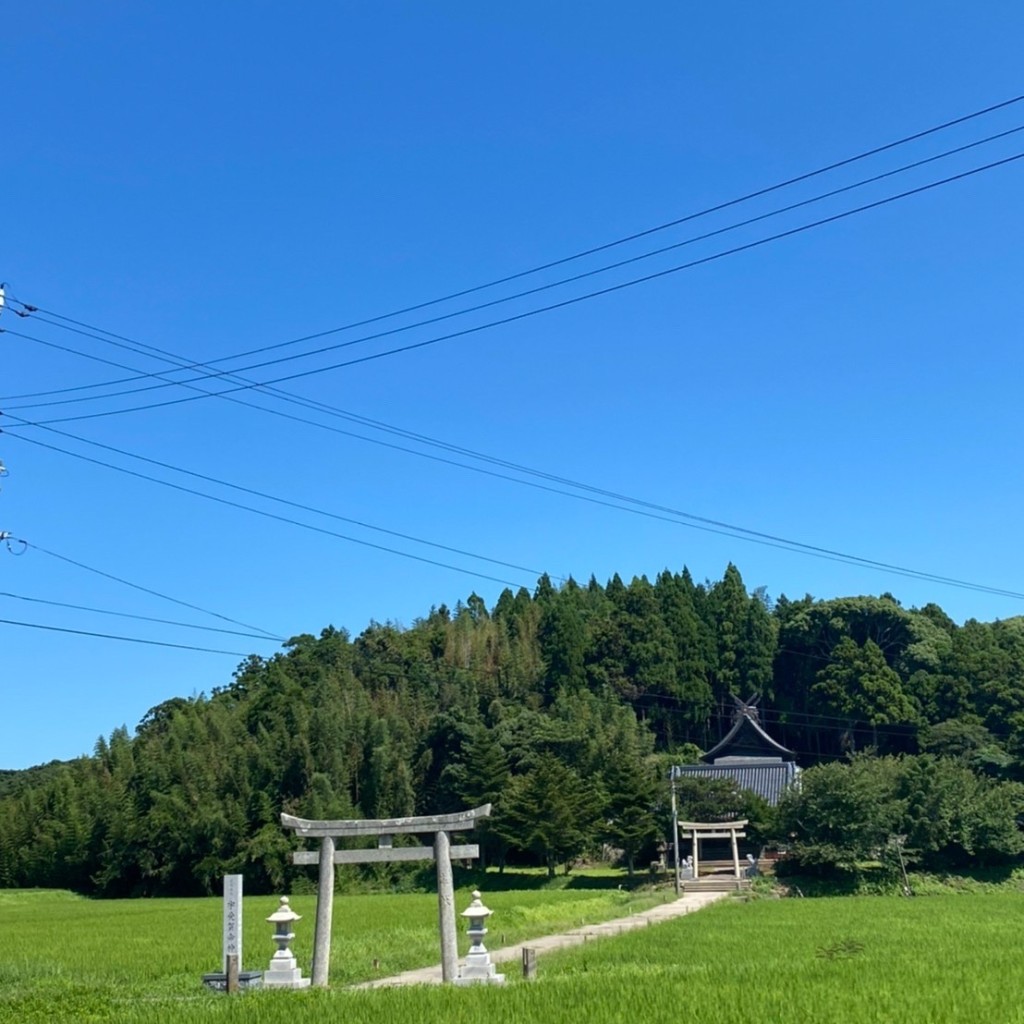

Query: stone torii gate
281,804,491,987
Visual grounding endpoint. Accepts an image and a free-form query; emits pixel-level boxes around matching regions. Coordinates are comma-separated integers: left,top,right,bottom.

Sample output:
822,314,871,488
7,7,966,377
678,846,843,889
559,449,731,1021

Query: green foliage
776,753,1024,874
674,776,775,846
920,718,1013,775
4,565,1024,896
599,717,660,875
493,753,603,877
812,637,917,743
775,756,904,872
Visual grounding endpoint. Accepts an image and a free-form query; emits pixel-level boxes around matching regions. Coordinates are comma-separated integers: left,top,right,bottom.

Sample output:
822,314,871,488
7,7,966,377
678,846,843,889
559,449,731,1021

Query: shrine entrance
678,819,748,879
281,804,491,987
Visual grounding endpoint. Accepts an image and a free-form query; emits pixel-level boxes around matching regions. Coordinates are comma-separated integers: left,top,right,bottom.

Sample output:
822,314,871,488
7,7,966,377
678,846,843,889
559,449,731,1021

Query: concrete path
353,890,728,989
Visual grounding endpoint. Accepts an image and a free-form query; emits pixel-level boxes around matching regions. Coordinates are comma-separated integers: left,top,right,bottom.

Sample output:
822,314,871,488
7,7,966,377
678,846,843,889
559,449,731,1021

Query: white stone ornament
262,896,311,989
455,890,505,986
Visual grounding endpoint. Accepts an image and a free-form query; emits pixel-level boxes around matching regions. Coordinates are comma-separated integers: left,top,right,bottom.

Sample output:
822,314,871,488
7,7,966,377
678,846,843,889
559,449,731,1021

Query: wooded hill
3,563,1024,895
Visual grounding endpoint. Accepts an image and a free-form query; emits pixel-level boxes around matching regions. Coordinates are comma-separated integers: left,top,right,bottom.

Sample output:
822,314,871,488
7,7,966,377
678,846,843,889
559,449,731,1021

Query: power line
0,413,556,582
3,144,1021,605
0,616,253,656
0,590,285,642
3,431,534,591
8,91,1023,388
10,118,1024,408
2,151,1015,598
12,160,1024,599
6,414,1024,602
19,148,1024,427
4,346,1020,601
18,540,282,639
8,132,1024,411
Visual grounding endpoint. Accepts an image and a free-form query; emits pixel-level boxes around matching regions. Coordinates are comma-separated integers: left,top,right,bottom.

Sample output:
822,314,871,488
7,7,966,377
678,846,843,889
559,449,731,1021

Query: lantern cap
267,895,302,924
461,889,493,919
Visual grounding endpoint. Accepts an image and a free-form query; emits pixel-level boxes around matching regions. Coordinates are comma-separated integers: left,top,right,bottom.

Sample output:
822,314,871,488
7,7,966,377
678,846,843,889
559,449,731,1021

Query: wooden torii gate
678,819,748,880
281,804,491,987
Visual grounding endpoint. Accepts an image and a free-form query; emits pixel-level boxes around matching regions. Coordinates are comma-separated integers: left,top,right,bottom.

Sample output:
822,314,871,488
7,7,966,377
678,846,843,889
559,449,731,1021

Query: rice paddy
4,886,1024,1023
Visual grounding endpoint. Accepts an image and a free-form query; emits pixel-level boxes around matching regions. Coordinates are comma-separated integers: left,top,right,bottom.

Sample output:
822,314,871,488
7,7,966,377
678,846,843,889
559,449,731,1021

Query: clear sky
2,2,1023,770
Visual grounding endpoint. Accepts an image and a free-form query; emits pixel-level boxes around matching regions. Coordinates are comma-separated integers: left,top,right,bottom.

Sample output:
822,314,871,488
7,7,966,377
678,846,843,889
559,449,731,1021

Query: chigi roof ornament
701,694,796,765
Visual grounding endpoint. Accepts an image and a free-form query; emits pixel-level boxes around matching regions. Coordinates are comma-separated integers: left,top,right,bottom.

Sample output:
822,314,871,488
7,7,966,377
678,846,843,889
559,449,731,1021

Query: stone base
201,971,264,992
262,952,311,989
263,972,311,989
455,962,506,986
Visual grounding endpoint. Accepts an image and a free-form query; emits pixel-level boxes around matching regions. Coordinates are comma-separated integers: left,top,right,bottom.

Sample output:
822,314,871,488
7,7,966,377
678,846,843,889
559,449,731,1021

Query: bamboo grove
3,563,1024,894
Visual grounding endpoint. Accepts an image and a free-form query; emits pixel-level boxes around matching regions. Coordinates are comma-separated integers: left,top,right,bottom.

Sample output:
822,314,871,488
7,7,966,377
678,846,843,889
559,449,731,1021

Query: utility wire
4,327,1023,599
0,414,556,582
10,119,1024,407
8,91,1023,385
4,147,1019,598
19,148,1024,427
6,415,1024,601
3,432,533,591
0,616,252,656
0,591,285,641
4,141,1022,603
9,135,1024,412
15,541,283,639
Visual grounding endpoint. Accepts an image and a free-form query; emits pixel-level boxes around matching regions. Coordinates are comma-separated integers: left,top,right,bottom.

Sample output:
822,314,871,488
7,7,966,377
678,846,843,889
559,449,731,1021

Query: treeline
2,563,1024,895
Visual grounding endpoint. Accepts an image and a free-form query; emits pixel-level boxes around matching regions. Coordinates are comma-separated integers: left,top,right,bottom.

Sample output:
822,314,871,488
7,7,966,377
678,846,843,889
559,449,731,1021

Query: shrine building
672,697,799,806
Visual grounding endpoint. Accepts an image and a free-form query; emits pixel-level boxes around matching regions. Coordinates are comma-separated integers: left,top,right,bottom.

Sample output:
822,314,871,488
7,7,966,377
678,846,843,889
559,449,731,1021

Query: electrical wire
18,148,1024,426
4,150,1020,602
16,331,1007,596
19,541,282,639
0,614,253,655
3,432,534,591
10,118,1024,408
0,616,253,656
4,128,1021,609
5,410,1024,601
0,590,285,641
0,414,556,582
8,90,1023,388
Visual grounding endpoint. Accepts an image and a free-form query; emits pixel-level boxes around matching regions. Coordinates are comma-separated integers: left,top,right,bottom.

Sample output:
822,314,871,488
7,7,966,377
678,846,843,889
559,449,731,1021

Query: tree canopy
3,564,1023,894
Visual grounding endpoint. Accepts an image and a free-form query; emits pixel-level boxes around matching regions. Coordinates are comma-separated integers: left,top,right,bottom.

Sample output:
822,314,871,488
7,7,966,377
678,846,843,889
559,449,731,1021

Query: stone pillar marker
263,897,311,989
202,874,262,992
455,890,505,986
522,946,537,981
224,872,243,989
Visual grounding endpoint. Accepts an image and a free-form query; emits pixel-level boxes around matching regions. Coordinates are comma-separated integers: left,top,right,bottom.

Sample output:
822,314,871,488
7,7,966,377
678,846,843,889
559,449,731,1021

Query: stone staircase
682,876,751,894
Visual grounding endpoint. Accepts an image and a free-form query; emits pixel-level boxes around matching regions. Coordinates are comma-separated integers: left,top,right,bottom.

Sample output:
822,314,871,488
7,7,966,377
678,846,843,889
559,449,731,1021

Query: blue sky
3,3,1023,769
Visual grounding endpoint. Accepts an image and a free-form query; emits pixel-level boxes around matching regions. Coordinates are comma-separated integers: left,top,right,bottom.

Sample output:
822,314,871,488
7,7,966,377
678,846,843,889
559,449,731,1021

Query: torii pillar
281,804,491,987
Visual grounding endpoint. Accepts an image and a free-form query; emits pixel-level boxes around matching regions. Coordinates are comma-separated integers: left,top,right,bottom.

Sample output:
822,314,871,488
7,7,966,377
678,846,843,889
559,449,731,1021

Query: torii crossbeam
281,804,491,987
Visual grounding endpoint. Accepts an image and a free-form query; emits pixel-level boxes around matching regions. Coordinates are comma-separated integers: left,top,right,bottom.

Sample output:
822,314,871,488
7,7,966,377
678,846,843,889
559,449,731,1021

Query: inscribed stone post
223,874,242,985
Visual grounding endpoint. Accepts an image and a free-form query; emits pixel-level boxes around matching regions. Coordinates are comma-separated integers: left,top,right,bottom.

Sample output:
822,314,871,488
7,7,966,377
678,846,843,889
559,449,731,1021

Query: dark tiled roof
702,709,796,763
672,760,800,806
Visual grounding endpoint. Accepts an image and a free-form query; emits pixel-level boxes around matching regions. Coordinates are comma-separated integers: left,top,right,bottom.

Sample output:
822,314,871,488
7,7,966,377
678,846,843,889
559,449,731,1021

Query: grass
0,876,663,1022
526,894,1024,1023
6,883,1024,1022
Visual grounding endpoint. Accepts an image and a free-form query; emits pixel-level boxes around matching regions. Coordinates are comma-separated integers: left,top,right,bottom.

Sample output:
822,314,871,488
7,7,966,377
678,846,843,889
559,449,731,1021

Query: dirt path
353,890,729,989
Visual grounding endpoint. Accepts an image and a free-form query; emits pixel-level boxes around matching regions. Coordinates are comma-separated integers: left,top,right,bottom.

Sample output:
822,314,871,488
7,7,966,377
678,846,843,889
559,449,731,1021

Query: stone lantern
455,890,505,986
262,897,311,989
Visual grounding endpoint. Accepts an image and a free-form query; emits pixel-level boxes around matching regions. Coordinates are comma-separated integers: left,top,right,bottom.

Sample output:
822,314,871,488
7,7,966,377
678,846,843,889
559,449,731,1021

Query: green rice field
4,886,1024,1023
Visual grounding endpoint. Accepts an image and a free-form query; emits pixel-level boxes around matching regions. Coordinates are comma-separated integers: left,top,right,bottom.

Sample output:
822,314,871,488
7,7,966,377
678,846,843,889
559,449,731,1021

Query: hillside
3,562,1023,895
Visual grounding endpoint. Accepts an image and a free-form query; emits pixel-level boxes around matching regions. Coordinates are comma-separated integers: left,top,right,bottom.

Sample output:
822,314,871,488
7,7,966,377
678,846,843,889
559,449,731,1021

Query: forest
3,563,1024,895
